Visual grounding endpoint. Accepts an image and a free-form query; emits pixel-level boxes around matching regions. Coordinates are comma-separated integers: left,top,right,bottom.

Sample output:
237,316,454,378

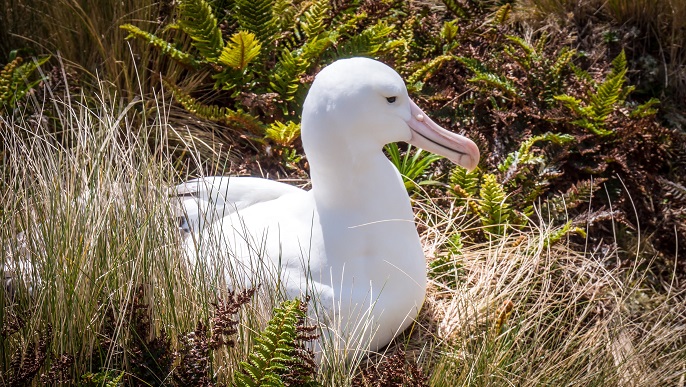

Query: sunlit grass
1,81,684,385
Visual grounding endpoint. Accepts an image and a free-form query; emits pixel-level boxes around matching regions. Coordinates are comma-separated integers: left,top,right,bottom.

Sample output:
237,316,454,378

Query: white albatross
179,57,479,358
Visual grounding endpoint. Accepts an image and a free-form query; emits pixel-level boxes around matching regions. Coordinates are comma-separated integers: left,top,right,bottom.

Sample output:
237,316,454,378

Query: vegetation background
0,0,684,385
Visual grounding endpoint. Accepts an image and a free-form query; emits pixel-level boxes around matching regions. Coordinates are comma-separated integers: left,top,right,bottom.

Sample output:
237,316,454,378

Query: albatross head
302,57,480,171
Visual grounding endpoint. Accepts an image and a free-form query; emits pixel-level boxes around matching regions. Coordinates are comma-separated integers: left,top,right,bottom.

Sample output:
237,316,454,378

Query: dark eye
386,96,397,103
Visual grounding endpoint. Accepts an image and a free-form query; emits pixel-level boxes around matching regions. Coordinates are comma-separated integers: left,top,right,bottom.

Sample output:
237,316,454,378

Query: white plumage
179,57,479,358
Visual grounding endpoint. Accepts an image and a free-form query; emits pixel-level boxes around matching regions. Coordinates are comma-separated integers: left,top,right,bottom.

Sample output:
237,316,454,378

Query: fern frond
235,0,277,45
504,34,540,70
468,72,518,97
120,24,199,67
506,35,534,57
630,97,660,118
265,121,301,146
458,55,518,97
543,220,586,248
554,94,588,117
450,166,480,199
0,55,50,110
177,0,224,61
610,49,628,79
589,67,625,121
498,132,574,174
479,174,511,235
234,299,315,387
429,233,465,288
167,81,264,132
218,31,261,70
542,47,576,105
272,0,299,32
542,178,606,220
569,62,593,84
407,55,454,92
550,48,575,77
456,56,489,74
492,3,512,25
269,49,308,103
441,0,468,18
0,57,21,105
301,0,330,40
336,21,394,57
300,33,337,62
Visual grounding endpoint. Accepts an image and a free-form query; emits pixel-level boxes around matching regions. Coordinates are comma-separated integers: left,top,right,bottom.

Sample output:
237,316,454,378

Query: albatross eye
386,96,397,103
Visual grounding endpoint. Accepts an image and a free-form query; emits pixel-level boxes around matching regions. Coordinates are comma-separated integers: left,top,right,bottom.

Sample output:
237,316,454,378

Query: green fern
406,55,455,93
450,165,480,202
630,97,660,118
492,3,512,25
81,371,125,386
336,21,394,57
541,178,607,221
543,220,586,248
555,50,630,136
590,65,626,120
121,24,199,67
504,35,537,70
234,0,277,45
0,55,50,112
167,82,264,132
479,174,512,235
469,72,518,97
218,31,262,70
269,49,308,103
301,0,330,40
234,298,318,387
441,0,469,18
272,0,300,32
429,232,465,288
177,0,224,61
498,133,574,175
265,121,301,147
458,57,518,98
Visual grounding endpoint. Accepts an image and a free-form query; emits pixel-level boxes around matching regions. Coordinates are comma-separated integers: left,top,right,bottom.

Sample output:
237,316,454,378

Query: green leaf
479,174,511,235
218,31,262,70
178,0,224,61
301,0,330,40
235,0,277,45
630,97,660,118
386,143,443,191
468,73,518,97
265,121,301,146
120,24,198,67
407,55,454,93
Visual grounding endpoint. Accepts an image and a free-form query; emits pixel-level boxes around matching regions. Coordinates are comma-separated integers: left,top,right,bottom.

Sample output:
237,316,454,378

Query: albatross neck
306,140,412,219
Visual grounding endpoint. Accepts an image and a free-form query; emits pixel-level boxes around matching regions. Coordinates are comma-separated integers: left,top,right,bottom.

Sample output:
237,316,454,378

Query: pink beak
406,100,480,171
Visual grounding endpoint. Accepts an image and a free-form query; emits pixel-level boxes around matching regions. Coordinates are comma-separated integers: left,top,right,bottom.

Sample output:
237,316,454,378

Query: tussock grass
0,0,205,100
0,83,240,382
1,83,685,385
406,193,686,386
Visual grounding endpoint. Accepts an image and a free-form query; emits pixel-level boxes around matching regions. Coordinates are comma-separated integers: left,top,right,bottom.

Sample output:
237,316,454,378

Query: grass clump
0,80,322,385
414,196,686,386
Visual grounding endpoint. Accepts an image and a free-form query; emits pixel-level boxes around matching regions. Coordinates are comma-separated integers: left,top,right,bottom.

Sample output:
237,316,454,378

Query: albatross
179,57,479,358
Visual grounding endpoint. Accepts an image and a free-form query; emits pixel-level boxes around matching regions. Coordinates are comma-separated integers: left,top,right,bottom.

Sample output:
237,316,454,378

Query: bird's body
180,58,479,357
